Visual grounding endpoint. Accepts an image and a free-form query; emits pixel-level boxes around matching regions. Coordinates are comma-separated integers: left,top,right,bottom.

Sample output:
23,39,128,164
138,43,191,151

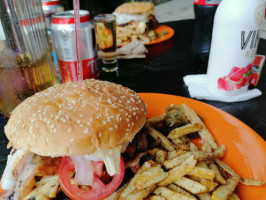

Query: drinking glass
94,14,118,72
0,0,59,117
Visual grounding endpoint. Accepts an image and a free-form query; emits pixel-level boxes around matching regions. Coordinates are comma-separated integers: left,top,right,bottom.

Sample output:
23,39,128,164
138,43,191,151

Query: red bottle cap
194,0,221,6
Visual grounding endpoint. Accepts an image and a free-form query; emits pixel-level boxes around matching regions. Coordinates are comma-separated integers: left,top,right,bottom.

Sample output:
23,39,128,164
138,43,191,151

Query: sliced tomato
59,156,125,200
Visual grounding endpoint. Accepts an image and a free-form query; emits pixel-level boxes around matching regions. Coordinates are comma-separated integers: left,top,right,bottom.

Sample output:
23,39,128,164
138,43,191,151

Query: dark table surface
0,19,266,176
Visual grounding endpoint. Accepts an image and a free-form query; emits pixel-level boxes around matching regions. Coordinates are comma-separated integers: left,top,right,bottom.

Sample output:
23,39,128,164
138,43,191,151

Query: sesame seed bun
5,79,147,157
115,2,154,15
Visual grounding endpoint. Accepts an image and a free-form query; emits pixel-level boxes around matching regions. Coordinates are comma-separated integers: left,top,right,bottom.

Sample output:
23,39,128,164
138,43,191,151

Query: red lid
42,0,60,6
52,11,90,24
194,0,221,6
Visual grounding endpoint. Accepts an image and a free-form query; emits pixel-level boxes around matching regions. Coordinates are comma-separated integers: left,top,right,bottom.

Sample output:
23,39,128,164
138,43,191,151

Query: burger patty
147,14,159,30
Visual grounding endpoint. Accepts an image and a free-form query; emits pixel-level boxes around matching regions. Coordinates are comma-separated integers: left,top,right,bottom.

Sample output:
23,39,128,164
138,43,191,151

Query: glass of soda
94,14,118,72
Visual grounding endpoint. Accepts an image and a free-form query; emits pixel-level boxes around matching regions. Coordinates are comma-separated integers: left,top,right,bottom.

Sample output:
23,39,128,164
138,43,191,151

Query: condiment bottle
207,0,265,95
191,0,222,67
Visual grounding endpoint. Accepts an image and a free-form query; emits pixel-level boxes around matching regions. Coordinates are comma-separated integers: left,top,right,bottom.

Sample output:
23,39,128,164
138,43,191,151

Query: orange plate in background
146,25,174,45
138,93,266,200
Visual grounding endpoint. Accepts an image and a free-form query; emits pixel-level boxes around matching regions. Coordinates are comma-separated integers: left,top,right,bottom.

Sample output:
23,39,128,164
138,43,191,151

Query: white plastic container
207,0,265,96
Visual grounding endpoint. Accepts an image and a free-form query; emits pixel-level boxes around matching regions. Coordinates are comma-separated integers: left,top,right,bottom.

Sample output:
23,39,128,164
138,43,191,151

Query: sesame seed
67,128,72,133
29,127,33,134
84,128,88,134
109,127,113,131
70,138,74,142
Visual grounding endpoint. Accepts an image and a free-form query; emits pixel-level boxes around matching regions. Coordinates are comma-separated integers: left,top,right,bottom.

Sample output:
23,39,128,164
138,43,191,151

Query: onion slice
70,156,94,186
1,149,26,190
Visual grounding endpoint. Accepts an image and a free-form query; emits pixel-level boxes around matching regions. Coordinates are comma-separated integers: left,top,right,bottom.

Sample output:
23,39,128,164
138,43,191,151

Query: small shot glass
94,14,118,72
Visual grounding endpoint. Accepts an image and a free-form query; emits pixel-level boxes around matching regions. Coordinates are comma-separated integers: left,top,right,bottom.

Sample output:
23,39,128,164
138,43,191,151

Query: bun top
115,2,154,14
5,79,147,157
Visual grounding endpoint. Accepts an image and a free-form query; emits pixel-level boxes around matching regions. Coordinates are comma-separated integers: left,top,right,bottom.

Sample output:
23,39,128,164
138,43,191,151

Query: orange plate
138,93,266,200
146,25,174,45
118,25,174,47
1,93,265,198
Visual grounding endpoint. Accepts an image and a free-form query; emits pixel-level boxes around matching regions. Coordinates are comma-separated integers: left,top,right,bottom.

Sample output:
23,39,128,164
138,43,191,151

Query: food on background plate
0,79,147,200
113,2,160,46
106,104,266,200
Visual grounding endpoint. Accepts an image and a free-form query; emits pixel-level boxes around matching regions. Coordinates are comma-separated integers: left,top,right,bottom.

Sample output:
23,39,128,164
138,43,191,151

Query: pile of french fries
106,104,266,200
116,21,152,46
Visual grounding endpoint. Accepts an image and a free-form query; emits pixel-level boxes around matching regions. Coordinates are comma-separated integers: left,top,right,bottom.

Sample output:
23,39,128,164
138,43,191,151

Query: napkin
117,41,148,59
183,74,262,102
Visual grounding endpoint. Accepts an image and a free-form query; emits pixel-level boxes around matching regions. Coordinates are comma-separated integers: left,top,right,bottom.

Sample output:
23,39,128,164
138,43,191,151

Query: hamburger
0,79,147,200
114,1,159,45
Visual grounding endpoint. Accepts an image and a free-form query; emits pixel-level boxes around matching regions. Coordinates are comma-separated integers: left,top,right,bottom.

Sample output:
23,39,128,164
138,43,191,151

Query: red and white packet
250,55,265,86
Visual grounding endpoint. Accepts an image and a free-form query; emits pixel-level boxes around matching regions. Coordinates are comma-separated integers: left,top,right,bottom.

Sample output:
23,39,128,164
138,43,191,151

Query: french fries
208,162,226,184
197,193,211,200
154,187,196,200
174,177,208,194
228,193,241,200
135,164,167,190
240,177,266,186
110,104,265,200
155,149,167,164
119,161,156,200
168,184,196,199
187,167,216,181
158,155,196,186
181,104,217,149
168,123,203,140
212,176,240,200
146,195,166,200
146,125,176,151
163,152,193,169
